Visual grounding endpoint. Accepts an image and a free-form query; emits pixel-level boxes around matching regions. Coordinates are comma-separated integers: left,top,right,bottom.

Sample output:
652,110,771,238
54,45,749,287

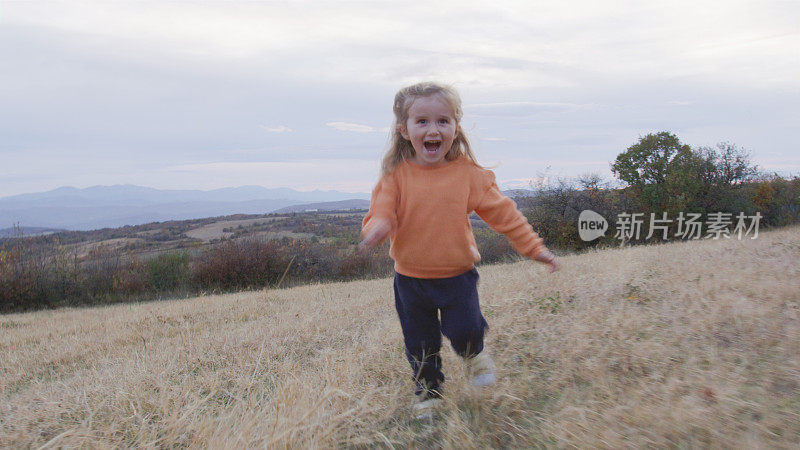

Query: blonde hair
381,81,481,176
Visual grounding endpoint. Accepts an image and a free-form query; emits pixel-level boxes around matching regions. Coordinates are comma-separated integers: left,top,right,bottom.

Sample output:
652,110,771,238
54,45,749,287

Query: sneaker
466,351,497,387
413,394,442,420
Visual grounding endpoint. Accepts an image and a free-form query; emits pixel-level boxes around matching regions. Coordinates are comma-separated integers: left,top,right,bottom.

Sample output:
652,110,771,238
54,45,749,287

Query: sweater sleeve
361,173,399,245
474,173,547,259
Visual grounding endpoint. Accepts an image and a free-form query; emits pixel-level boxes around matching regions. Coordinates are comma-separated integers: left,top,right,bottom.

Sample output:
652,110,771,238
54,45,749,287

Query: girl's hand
534,250,560,273
358,218,391,253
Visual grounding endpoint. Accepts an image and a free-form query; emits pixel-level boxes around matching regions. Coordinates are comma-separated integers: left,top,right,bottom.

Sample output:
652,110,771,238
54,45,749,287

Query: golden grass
68,237,146,259
2,225,799,448
185,217,287,242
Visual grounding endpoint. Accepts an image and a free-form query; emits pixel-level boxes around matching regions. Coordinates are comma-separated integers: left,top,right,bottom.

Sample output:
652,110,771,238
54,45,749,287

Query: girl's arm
358,174,398,252
474,176,559,272
358,217,392,252
533,249,560,273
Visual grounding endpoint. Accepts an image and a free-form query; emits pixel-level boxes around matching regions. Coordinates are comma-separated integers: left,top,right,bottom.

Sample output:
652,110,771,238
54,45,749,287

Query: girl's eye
418,119,427,124
438,119,449,125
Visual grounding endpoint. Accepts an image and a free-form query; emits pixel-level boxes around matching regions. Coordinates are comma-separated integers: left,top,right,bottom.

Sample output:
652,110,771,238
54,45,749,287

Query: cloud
162,159,379,192
326,122,377,133
466,101,597,118
261,125,293,133
5,0,796,91
468,101,590,109
1,0,797,198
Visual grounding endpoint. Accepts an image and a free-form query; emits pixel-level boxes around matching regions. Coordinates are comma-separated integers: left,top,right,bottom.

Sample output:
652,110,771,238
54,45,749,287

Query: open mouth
424,140,441,153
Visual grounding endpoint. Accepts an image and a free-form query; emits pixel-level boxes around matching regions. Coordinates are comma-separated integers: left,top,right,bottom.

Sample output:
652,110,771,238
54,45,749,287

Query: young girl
359,82,559,415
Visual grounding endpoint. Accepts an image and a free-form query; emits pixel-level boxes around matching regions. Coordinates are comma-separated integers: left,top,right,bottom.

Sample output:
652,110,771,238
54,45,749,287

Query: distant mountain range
0,226,64,238
0,185,371,231
0,184,536,232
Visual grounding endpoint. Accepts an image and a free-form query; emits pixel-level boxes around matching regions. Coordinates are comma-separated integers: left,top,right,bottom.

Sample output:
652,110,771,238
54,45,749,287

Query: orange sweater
362,156,548,278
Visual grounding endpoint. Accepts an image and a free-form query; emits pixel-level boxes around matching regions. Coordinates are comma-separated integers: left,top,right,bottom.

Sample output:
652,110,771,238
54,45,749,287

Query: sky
1,0,798,198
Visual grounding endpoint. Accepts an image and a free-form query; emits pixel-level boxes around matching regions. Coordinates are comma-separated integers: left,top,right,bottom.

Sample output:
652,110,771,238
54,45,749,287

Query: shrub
147,252,191,292
191,238,290,291
335,246,393,281
473,228,516,264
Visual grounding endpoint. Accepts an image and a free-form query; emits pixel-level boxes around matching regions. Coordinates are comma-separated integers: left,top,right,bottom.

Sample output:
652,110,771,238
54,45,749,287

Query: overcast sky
1,0,798,197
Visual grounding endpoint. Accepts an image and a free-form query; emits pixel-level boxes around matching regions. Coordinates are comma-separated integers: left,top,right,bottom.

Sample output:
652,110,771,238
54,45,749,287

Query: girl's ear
398,124,409,140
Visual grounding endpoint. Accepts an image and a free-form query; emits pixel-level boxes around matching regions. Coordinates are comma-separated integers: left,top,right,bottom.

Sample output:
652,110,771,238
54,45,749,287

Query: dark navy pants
393,267,488,396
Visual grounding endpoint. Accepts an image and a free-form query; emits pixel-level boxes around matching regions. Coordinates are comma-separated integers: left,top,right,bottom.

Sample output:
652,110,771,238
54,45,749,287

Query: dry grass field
1,225,799,448
69,238,146,259
185,218,287,242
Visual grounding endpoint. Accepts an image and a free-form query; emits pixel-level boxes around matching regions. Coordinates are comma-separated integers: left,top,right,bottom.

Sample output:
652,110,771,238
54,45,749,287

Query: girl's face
399,95,459,168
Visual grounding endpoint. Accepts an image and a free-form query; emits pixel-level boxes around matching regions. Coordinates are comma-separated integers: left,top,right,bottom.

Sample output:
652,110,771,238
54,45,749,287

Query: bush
335,246,393,280
191,238,291,291
147,252,191,292
0,240,150,312
473,228,516,264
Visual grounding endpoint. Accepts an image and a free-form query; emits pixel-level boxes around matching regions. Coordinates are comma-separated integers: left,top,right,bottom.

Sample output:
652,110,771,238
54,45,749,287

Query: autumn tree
692,142,758,211
610,131,695,212
612,132,760,214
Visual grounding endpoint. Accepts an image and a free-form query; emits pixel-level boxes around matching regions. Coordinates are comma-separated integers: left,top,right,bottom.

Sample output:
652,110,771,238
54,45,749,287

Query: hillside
272,199,370,213
0,210,369,259
1,226,799,447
